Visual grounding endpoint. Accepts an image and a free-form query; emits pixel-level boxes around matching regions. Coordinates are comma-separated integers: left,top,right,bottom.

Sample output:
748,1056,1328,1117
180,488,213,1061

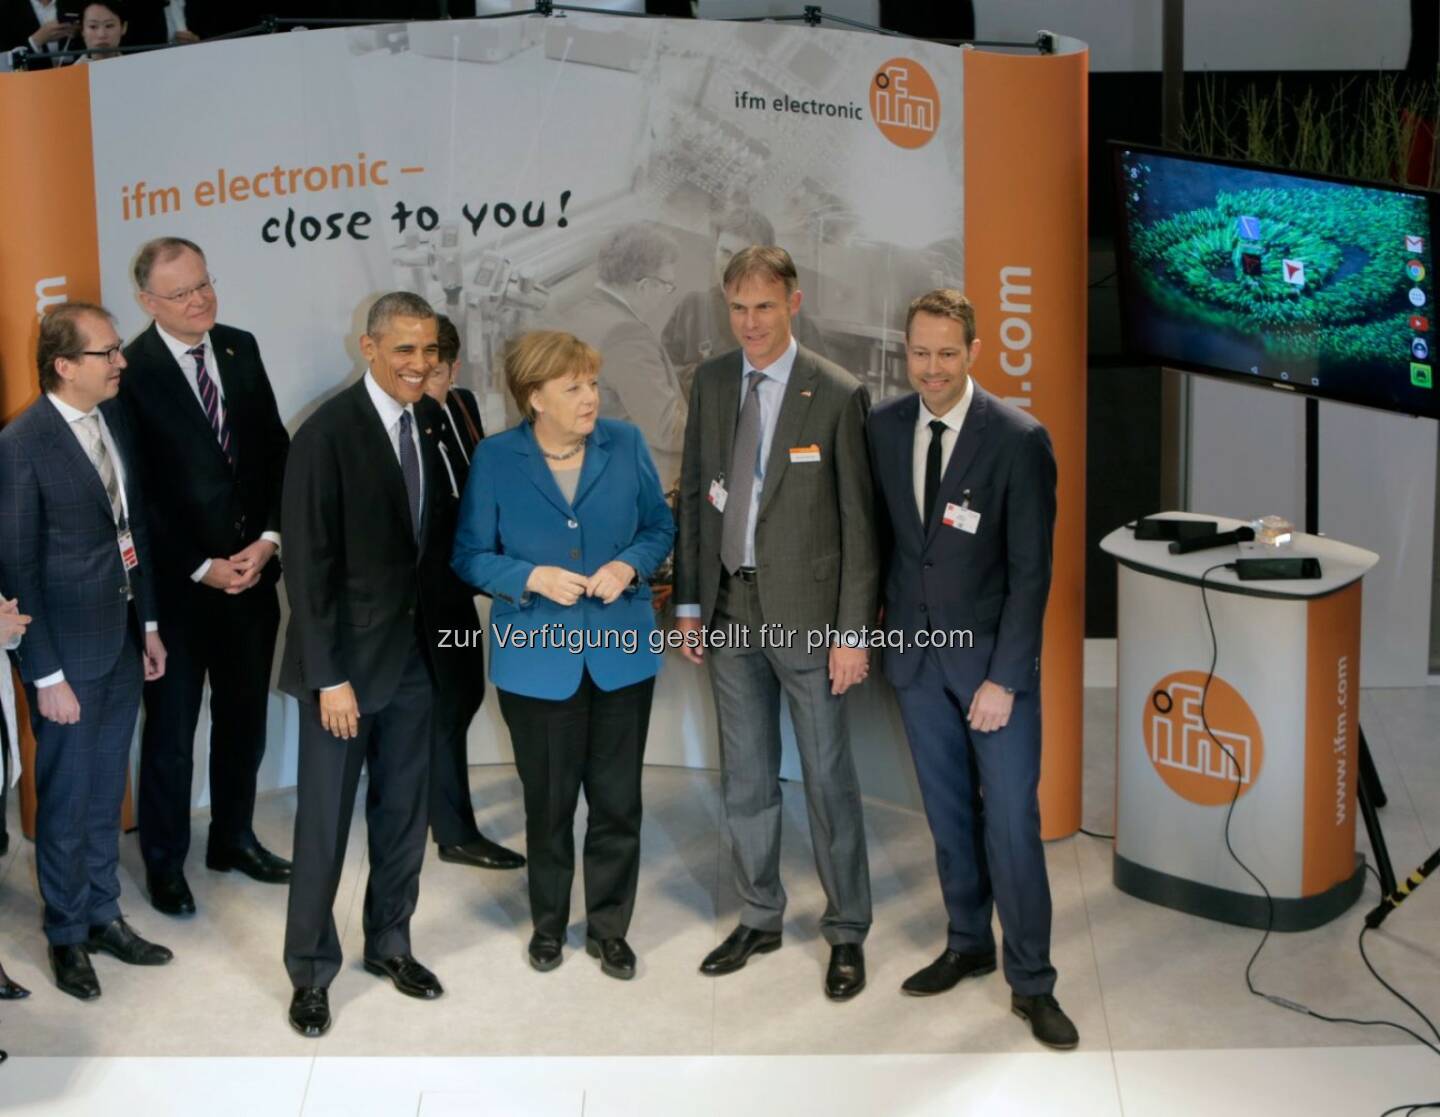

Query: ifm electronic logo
1144,672,1265,806
870,58,940,149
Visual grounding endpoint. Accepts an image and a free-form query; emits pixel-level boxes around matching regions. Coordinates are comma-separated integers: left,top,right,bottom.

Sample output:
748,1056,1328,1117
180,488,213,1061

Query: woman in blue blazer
452,330,674,980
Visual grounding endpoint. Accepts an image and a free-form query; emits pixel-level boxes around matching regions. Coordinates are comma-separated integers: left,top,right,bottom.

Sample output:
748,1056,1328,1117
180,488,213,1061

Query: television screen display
1112,143,1439,419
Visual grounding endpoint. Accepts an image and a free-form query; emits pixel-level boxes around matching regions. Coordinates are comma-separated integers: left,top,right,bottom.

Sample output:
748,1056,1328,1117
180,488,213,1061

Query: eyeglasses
145,276,217,304
642,275,677,294
76,345,124,364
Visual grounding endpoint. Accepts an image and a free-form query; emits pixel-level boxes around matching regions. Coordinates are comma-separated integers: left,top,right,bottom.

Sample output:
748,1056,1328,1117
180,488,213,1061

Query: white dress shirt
913,376,975,523
164,1,189,40
38,393,156,689
155,323,282,581
676,335,798,618
364,370,426,511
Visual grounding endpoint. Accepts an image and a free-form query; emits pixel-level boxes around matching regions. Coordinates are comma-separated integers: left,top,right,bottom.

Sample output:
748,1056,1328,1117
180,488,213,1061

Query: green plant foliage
1126,184,1425,361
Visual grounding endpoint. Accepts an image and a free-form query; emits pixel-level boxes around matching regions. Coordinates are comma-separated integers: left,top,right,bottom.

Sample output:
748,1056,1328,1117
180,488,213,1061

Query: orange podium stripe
1303,583,1362,895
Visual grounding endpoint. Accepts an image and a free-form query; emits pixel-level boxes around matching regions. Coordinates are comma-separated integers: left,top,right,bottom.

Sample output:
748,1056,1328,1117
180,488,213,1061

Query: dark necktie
721,370,764,574
399,410,421,541
923,419,947,533
189,345,235,469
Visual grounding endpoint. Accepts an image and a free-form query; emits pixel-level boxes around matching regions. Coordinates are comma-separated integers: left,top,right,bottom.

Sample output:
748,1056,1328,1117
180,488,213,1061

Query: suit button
119,586,129,597
919,604,928,614
923,561,934,570
567,519,578,529
407,608,415,618
234,522,244,532
570,548,581,560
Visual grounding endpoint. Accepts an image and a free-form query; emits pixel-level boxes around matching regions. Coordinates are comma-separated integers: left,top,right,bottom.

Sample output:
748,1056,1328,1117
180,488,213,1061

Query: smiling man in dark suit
280,291,472,1037
121,237,292,919
867,289,1075,1050
0,303,172,1000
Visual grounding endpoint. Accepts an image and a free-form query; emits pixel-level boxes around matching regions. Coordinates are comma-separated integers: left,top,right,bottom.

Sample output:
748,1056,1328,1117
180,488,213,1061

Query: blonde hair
503,330,602,423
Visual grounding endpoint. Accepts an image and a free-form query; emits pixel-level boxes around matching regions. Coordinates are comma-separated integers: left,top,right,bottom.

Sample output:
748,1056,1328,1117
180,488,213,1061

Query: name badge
789,444,821,463
943,503,980,534
708,478,728,512
117,528,139,571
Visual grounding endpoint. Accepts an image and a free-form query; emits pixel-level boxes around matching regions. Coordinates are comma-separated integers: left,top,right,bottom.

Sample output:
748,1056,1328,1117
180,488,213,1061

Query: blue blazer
867,384,1056,695
452,418,675,700
0,395,158,684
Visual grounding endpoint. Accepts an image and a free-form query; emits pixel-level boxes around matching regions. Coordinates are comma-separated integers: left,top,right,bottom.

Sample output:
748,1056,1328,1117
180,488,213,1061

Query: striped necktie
189,345,235,469
77,414,122,524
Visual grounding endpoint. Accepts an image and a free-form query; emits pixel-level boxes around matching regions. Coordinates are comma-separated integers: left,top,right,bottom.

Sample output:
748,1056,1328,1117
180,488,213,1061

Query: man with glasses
0,303,172,999
562,221,687,490
120,236,292,918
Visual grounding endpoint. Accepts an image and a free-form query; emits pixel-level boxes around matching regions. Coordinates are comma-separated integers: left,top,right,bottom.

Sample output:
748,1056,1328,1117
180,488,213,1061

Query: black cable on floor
1197,566,1440,1116
1079,827,1114,840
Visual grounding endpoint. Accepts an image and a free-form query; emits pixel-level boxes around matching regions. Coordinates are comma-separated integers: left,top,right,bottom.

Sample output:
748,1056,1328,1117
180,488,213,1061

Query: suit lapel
39,397,113,520
756,352,818,519
572,421,612,509
714,351,742,481
349,381,416,549
514,422,579,519
140,324,230,467
923,384,990,549
890,394,925,545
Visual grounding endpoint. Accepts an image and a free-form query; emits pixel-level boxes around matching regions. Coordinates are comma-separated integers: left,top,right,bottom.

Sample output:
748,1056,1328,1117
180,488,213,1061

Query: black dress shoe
206,842,292,884
49,945,100,1000
528,933,564,972
585,935,636,980
0,962,30,1000
85,918,173,965
1012,992,1079,1050
0,830,8,857
901,948,997,996
825,943,866,1001
437,834,525,870
289,987,331,1038
362,953,443,999
699,925,782,976
147,871,196,916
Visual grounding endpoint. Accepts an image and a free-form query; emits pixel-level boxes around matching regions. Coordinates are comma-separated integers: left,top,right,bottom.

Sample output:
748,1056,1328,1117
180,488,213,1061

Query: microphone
1168,526,1255,555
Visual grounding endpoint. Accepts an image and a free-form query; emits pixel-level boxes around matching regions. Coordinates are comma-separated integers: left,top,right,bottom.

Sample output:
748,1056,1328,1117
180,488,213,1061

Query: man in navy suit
866,289,1076,1049
0,303,173,1000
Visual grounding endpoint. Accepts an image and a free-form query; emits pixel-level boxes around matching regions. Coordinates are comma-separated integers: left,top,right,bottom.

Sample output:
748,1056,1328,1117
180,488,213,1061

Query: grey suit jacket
675,344,878,638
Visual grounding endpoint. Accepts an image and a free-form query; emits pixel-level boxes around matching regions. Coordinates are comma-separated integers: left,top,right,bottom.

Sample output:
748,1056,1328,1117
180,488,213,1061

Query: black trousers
139,579,280,874
428,682,483,847
283,643,433,990
498,671,653,941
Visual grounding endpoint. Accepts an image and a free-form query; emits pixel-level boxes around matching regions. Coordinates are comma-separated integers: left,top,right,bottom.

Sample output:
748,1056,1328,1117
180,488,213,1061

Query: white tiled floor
2,686,1438,1114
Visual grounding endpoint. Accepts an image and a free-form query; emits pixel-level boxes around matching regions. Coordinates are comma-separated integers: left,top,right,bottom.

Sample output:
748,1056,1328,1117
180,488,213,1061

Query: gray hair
366,291,436,339
133,236,204,292
596,222,680,287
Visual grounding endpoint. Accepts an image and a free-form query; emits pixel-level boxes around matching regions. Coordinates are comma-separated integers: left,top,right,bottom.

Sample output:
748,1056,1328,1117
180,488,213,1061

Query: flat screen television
1111,142,1440,420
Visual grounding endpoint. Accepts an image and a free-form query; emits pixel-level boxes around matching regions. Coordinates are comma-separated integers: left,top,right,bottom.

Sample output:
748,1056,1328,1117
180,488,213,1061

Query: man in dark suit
675,246,878,1001
866,289,1075,1049
0,302,173,1000
418,313,522,871
2,1,74,69
280,292,472,1037
121,237,292,917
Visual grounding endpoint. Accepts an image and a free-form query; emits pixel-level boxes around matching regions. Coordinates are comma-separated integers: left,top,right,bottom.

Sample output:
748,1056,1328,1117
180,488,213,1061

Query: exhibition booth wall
0,16,1088,834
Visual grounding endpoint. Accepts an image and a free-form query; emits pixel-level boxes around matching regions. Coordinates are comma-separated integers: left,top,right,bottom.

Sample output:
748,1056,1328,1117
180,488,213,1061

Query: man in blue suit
867,289,1076,1049
0,302,173,1000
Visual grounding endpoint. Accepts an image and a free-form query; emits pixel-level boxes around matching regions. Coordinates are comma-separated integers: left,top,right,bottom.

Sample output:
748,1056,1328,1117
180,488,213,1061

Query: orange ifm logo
1143,671,1265,806
870,58,940,149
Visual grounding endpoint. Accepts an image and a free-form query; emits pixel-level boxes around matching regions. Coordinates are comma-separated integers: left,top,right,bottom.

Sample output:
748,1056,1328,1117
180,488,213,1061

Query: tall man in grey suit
867,289,1076,1049
675,246,877,1000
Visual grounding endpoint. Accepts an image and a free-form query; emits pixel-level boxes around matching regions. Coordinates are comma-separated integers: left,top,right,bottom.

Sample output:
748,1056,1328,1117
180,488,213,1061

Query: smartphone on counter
1233,557,1322,581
